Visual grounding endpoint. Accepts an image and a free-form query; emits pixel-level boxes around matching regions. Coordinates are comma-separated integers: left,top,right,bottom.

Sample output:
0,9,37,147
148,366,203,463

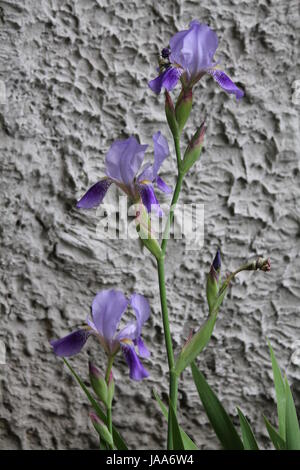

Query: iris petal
92,289,128,342
135,337,150,358
207,69,244,100
138,183,163,216
130,293,150,338
148,67,181,95
152,131,170,178
76,178,112,209
170,22,218,79
156,176,172,194
50,329,90,357
106,137,148,186
122,344,149,381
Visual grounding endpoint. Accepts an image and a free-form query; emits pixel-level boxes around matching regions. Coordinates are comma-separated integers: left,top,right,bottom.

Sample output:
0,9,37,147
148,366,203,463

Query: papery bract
50,290,151,381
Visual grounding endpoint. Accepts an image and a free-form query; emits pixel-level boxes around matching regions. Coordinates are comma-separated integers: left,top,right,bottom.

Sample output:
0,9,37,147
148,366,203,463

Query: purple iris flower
50,290,151,381
149,20,244,100
76,132,172,215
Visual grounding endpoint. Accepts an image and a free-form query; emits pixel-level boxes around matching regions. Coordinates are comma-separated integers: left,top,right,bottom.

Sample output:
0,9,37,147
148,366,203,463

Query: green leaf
175,311,218,375
63,358,127,450
268,340,286,439
153,389,198,450
263,416,285,450
175,288,228,376
285,376,300,450
169,401,185,450
191,362,244,450
237,408,259,450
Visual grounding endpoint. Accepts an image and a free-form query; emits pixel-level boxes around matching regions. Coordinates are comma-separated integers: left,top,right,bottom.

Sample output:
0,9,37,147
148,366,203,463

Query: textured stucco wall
0,0,299,450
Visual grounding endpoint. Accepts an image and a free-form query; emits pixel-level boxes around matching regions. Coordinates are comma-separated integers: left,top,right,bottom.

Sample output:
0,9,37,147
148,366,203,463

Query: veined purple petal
116,321,137,342
156,176,172,194
152,131,170,178
137,162,154,183
135,337,150,358
105,137,148,186
130,293,150,338
137,183,163,216
76,178,112,209
148,67,181,95
122,344,149,381
207,69,244,100
92,289,128,342
50,329,90,357
170,21,218,80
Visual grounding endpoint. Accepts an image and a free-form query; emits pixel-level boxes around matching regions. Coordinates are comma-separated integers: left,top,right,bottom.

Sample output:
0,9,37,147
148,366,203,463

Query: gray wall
0,0,299,450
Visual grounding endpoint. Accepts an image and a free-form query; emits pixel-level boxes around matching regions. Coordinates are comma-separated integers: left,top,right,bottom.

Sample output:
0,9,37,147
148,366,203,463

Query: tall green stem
156,134,184,449
105,356,114,438
157,256,178,449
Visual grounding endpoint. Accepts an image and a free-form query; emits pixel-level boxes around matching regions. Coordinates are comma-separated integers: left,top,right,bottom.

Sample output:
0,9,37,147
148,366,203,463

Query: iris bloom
76,132,172,214
149,20,244,100
50,289,151,381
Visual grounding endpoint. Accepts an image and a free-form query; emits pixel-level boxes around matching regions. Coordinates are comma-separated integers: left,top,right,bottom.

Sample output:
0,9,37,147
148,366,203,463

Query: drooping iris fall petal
121,343,149,380
50,329,90,357
77,179,112,209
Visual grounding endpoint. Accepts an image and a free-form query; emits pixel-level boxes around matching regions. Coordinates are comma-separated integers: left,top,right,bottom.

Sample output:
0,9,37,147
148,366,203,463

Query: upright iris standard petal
105,137,148,186
148,67,182,95
92,289,128,343
152,131,170,178
156,176,172,194
130,293,150,338
207,69,244,100
50,329,90,357
170,21,218,79
121,344,149,381
76,179,112,209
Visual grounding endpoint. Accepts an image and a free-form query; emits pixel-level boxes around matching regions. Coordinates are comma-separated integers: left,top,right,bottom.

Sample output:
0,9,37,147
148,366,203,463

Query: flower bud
175,88,193,134
206,249,221,314
181,121,206,174
165,91,179,138
90,412,114,448
107,371,115,408
89,362,108,405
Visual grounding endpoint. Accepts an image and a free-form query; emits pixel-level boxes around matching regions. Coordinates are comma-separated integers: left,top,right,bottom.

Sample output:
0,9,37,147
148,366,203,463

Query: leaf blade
268,340,286,439
169,401,185,450
237,408,259,450
191,362,243,450
285,377,300,450
263,415,285,450
153,390,198,450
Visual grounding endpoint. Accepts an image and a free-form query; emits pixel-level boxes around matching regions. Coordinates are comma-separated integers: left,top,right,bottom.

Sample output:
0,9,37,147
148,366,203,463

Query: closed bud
90,412,114,448
181,121,206,174
89,362,108,405
175,88,193,134
165,91,179,138
206,249,221,314
107,371,115,408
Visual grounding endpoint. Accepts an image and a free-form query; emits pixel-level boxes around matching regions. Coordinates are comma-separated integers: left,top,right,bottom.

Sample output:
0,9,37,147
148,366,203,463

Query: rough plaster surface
0,0,299,450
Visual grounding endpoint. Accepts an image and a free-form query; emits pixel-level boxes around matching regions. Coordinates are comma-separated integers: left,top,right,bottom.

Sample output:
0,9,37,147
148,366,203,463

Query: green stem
157,256,178,449
105,356,114,439
161,172,184,256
